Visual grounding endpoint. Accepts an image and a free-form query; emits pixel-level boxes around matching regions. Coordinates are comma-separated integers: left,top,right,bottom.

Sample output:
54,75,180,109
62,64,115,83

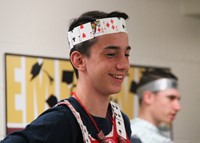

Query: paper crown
137,78,178,97
67,17,127,49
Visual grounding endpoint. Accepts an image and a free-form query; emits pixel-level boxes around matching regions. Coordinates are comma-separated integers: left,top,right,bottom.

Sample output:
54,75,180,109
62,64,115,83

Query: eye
106,53,116,57
168,96,176,101
125,50,130,57
125,53,130,57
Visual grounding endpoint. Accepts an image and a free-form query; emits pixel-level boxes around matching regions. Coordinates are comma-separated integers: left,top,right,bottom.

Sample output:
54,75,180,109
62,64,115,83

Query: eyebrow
167,94,181,100
104,45,132,50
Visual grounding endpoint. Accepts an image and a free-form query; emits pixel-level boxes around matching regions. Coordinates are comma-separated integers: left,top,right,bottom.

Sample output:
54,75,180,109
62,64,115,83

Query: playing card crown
67,17,127,49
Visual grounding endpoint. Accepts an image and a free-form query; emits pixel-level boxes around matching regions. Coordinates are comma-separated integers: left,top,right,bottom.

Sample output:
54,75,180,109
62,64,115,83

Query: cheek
154,99,168,109
157,102,171,113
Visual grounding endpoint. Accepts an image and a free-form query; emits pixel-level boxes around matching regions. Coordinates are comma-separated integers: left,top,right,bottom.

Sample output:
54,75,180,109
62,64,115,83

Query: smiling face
83,32,131,96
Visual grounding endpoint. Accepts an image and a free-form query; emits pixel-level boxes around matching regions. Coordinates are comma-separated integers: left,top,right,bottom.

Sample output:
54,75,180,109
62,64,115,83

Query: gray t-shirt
131,118,173,143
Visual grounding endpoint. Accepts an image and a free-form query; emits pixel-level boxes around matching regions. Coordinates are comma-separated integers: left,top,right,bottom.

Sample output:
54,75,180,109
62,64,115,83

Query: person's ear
70,51,86,71
143,91,154,105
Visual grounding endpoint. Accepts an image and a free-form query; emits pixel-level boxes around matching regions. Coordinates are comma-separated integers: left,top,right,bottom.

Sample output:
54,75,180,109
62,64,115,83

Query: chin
112,88,122,94
164,120,173,124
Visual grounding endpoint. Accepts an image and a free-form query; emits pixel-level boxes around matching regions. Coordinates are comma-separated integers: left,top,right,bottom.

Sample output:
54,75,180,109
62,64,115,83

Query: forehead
156,88,180,98
93,32,129,49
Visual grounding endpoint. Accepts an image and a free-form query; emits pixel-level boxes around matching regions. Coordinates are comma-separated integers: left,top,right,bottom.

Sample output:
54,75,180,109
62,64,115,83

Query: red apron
57,100,130,143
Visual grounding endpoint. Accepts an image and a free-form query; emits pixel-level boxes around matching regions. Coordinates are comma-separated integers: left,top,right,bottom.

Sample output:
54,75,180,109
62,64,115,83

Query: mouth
170,113,176,120
109,74,124,81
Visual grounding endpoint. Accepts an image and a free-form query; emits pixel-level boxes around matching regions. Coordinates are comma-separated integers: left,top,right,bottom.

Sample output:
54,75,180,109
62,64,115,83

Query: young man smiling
1,10,142,143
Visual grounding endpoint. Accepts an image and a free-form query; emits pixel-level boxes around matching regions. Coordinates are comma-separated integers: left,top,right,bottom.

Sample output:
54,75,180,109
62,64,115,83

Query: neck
74,83,110,118
138,107,160,127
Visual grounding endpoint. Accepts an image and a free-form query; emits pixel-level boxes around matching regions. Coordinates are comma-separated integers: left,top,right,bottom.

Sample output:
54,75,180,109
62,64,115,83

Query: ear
70,51,86,71
143,91,154,105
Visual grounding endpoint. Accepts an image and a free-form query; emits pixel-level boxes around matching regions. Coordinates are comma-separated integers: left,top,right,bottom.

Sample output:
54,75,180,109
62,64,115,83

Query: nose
174,100,181,112
116,55,129,71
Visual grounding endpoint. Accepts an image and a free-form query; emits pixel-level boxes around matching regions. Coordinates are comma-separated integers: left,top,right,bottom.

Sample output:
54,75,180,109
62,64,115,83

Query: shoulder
130,118,172,143
29,98,80,133
34,98,76,125
130,118,142,129
110,101,132,138
121,112,130,124
131,118,151,136
2,97,81,143
121,111,132,139
109,101,130,123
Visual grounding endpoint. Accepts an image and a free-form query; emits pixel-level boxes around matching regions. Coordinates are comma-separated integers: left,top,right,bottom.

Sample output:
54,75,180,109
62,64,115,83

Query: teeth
112,75,123,79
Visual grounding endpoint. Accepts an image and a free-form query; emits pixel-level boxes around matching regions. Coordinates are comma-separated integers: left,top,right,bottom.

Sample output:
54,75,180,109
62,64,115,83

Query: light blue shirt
131,118,173,143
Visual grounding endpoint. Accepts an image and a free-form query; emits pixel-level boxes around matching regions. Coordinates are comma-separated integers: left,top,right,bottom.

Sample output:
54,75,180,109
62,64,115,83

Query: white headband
137,78,178,97
67,17,127,49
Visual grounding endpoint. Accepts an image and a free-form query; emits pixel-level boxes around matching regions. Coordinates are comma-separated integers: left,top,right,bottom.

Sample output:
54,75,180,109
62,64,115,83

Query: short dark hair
68,10,129,78
137,68,178,88
137,68,178,104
